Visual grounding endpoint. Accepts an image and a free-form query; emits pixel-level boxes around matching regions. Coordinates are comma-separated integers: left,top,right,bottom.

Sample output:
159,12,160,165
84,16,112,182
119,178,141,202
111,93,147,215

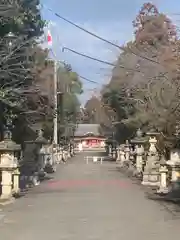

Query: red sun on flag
47,30,52,46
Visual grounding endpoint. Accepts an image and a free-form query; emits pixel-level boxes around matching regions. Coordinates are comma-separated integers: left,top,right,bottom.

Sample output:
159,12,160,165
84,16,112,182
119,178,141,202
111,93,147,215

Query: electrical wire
42,4,122,50
43,5,144,75
78,75,100,85
62,46,140,72
47,23,138,86
42,4,159,65
50,48,101,85
62,47,116,67
48,33,137,72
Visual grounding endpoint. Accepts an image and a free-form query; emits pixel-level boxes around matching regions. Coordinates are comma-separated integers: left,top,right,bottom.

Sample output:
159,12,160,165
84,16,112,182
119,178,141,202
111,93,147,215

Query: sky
41,0,180,104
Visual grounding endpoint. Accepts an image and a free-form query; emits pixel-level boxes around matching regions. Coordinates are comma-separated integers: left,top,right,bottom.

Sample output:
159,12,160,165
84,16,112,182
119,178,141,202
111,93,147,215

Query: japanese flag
47,30,52,46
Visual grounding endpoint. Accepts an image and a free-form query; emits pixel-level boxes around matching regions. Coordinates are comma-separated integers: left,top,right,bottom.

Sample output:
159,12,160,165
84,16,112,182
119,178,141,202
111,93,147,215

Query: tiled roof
74,124,100,137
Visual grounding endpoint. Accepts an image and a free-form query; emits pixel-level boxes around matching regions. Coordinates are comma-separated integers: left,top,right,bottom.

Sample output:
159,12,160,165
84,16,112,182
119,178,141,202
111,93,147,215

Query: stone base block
0,197,15,206
142,171,160,186
157,187,169,194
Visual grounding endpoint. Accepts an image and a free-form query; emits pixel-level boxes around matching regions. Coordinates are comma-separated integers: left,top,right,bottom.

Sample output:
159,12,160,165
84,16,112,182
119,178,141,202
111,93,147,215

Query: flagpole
47,29,58,145
53,59,58,145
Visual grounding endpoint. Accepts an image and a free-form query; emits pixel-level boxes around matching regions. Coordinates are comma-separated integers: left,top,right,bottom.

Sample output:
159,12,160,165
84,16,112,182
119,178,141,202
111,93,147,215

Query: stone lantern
0,129,21,200
131,129,147,177
24,129,48,185
142,128,160,186
34,130,49,179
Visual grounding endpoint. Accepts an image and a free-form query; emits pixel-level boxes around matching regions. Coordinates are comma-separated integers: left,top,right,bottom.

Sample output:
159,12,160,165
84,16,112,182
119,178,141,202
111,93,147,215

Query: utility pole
53,60,58,145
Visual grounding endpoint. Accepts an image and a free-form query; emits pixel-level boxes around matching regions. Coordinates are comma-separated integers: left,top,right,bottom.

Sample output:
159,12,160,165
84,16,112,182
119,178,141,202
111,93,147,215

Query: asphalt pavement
0,151,180,240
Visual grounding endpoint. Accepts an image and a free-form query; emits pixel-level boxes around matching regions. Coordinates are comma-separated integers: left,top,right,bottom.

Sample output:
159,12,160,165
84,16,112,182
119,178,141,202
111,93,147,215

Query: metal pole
53,60,58,144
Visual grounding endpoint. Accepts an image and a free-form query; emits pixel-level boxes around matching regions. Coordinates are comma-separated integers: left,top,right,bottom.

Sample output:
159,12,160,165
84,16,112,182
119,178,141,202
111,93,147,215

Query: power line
62,47,116,67
52,46,138,85
52,40,139,72
46,21,140,86
49,48,102,85
62,47,139,72
78,75,100,85
50,43,140,87
50,48,102,85
42,4,122,50
42,4,159,65
43,5,158,73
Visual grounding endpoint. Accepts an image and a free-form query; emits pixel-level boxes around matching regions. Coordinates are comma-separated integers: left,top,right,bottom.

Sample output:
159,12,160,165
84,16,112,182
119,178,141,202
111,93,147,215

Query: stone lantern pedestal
62,148,68,162
163,149,180,200
0,130,21,200
111,140,117,160
53,145,59,164
59,146,63,162
67,144,71,158
34,130,48,181
119,145,126,167
167,149,180,182
131,129,147,177
69,141,74,157
70,144,73,157
157,155,169,194
0,162,17,200
112,148,117,160
109,145,112,157
12,166,21,195
105,142,109,155
116,146,121,162
24,129,48,185
44,144,56,173
142,128,160,186
124,140,131,162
